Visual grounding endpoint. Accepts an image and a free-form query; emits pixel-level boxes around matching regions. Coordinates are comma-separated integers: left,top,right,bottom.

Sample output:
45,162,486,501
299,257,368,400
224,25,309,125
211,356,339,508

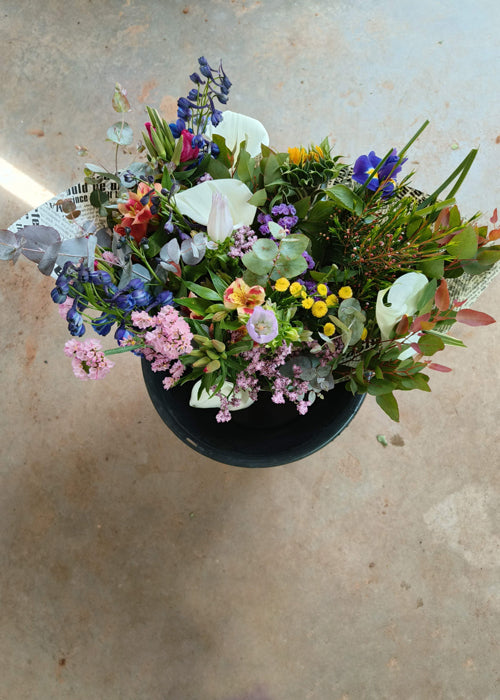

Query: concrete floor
1,1,499,698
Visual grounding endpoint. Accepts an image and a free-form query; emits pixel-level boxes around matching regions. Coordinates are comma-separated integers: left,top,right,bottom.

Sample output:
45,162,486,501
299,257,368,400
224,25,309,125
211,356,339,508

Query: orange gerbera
114,181,162,244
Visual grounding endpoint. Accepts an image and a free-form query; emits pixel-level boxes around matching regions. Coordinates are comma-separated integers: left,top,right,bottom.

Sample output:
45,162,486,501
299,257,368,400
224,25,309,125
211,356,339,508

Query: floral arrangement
2,56,498,423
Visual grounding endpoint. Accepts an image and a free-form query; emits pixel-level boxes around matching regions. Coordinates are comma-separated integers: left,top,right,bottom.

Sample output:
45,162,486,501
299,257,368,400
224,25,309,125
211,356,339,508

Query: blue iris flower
352,149,407,197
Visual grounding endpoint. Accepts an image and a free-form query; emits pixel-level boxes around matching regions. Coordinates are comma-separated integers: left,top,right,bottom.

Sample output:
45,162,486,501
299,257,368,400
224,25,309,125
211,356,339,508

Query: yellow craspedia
316,283,328,297
274,277,290,292
289,282,303,297
301,297,314,310
326,294,338,307
311,301,328,318
323,322,336,336
361,327,368,341
338,286,353,300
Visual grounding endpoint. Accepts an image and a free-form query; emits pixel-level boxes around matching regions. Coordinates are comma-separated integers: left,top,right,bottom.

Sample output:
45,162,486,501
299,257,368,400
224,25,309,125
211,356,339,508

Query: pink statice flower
101,250,120,265
64,338,115,380
131,305,193,388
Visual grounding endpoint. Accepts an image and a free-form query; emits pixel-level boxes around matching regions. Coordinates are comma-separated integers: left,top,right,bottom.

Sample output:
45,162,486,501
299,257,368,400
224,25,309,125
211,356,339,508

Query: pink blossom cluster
64,339,115,380
131,306,193,390
230,342,312,417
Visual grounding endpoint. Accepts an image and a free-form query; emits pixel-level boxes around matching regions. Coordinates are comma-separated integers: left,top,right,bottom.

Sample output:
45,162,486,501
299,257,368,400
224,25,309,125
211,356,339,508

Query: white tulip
174,178,256,230
376,272,428,340
205,110,270,159
206,191,233,243
189,380,254,411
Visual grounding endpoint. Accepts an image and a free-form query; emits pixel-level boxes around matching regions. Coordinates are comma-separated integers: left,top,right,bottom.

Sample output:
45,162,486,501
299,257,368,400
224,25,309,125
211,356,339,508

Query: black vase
142,358,365,468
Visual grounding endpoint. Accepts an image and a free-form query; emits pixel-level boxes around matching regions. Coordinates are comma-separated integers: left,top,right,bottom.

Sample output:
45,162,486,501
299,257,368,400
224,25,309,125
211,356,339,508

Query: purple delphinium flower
352,148,407,197
246,307,279,344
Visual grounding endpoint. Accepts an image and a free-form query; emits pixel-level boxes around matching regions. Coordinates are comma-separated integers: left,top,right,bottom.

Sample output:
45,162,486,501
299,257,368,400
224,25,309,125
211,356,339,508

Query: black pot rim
141,358,365,468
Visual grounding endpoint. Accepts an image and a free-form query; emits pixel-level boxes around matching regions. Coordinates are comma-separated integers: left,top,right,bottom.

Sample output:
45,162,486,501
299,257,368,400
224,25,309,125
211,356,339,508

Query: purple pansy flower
246,307,279,344
352,149,407,197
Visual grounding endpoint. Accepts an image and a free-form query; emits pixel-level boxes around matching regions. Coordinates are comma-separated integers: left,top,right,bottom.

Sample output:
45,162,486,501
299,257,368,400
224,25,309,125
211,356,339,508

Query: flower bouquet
3,56,498,432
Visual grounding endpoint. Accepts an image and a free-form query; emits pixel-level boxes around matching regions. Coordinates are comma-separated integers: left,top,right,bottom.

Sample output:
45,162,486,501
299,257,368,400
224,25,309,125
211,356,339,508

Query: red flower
114,181,161,244
180,129,199,162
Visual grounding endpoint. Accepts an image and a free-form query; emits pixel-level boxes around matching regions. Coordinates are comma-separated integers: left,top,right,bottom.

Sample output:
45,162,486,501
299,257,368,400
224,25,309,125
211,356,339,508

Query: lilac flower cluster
257,203,298,236
214,342,312,421
228,225,258,258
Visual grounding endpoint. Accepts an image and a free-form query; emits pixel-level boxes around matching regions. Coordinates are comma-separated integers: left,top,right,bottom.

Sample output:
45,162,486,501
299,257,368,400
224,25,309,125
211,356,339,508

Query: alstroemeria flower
180,129,200,162
207,191,233,243
174,178,256,230
376,272,428,340
204,110,269,159
246,306,279,344
223,278,265,316
352,149,407,197
114,181,161,244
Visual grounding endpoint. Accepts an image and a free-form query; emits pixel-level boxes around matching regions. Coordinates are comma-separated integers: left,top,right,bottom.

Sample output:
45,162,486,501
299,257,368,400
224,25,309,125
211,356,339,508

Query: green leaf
242,251,273,275
446,225,478,260
271,255,308,279
366,379,396,396
476,246,500,265
208,270,229,297
106,122,133,146
420,257,445,279
252,238,278,261
173,296,210,314
248,188,268,206
416,279,437,312
279,233,309,259
418,333,445,356
425,330,466,347
326,184,363,215
294,196,311,219
376,392,400,422
226,339,254,356
183,281,221,301
112,83,131,113
89,189,109,213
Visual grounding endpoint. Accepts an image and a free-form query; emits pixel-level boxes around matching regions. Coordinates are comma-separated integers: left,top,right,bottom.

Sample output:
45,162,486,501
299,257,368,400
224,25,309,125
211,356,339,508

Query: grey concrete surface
0,1,499,698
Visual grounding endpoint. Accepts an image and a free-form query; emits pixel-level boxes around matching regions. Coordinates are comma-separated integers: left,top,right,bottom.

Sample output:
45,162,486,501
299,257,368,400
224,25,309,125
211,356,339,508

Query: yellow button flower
311,301,328,318
323,322,336,336
274,277,290,292
316,283,328,297
301,297,314,309
326,294,338,307
338,286,353,299
361,327,368,341
289,282,303,297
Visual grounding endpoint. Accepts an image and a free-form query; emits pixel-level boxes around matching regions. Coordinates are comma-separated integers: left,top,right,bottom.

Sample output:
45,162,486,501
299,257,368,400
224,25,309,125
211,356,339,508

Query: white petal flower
376,272,428,340
205,110,269,158
189,380,254,411
206,192,233,243
174,178,256,230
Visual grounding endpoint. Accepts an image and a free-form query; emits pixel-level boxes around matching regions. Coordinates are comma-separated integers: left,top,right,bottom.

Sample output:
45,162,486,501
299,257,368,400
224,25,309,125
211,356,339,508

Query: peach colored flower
223,278,265,316
114,181,161,244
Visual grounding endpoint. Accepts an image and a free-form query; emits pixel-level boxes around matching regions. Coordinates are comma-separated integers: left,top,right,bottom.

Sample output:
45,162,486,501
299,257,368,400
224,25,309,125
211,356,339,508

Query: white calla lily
189,380,254,411
174,178,256,231
205,110,269,158
376,272,428,340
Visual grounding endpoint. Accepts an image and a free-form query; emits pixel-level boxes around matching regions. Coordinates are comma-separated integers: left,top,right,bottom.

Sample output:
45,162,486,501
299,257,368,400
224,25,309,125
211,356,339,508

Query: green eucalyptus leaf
418,333,445,356
252,238,278,261
242,251,273,275
420,257,445,279
247,188,268,206
271,255,307,279
106,122,133,146
279,233,309,259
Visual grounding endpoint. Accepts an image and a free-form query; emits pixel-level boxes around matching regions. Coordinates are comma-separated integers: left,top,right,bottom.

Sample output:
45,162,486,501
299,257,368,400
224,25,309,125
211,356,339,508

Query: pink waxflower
64,339,114,380
180,129,200,162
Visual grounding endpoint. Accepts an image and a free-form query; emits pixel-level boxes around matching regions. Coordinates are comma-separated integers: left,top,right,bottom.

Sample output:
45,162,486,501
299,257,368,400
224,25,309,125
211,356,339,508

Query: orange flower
223,278,265,316
114,181,162,244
